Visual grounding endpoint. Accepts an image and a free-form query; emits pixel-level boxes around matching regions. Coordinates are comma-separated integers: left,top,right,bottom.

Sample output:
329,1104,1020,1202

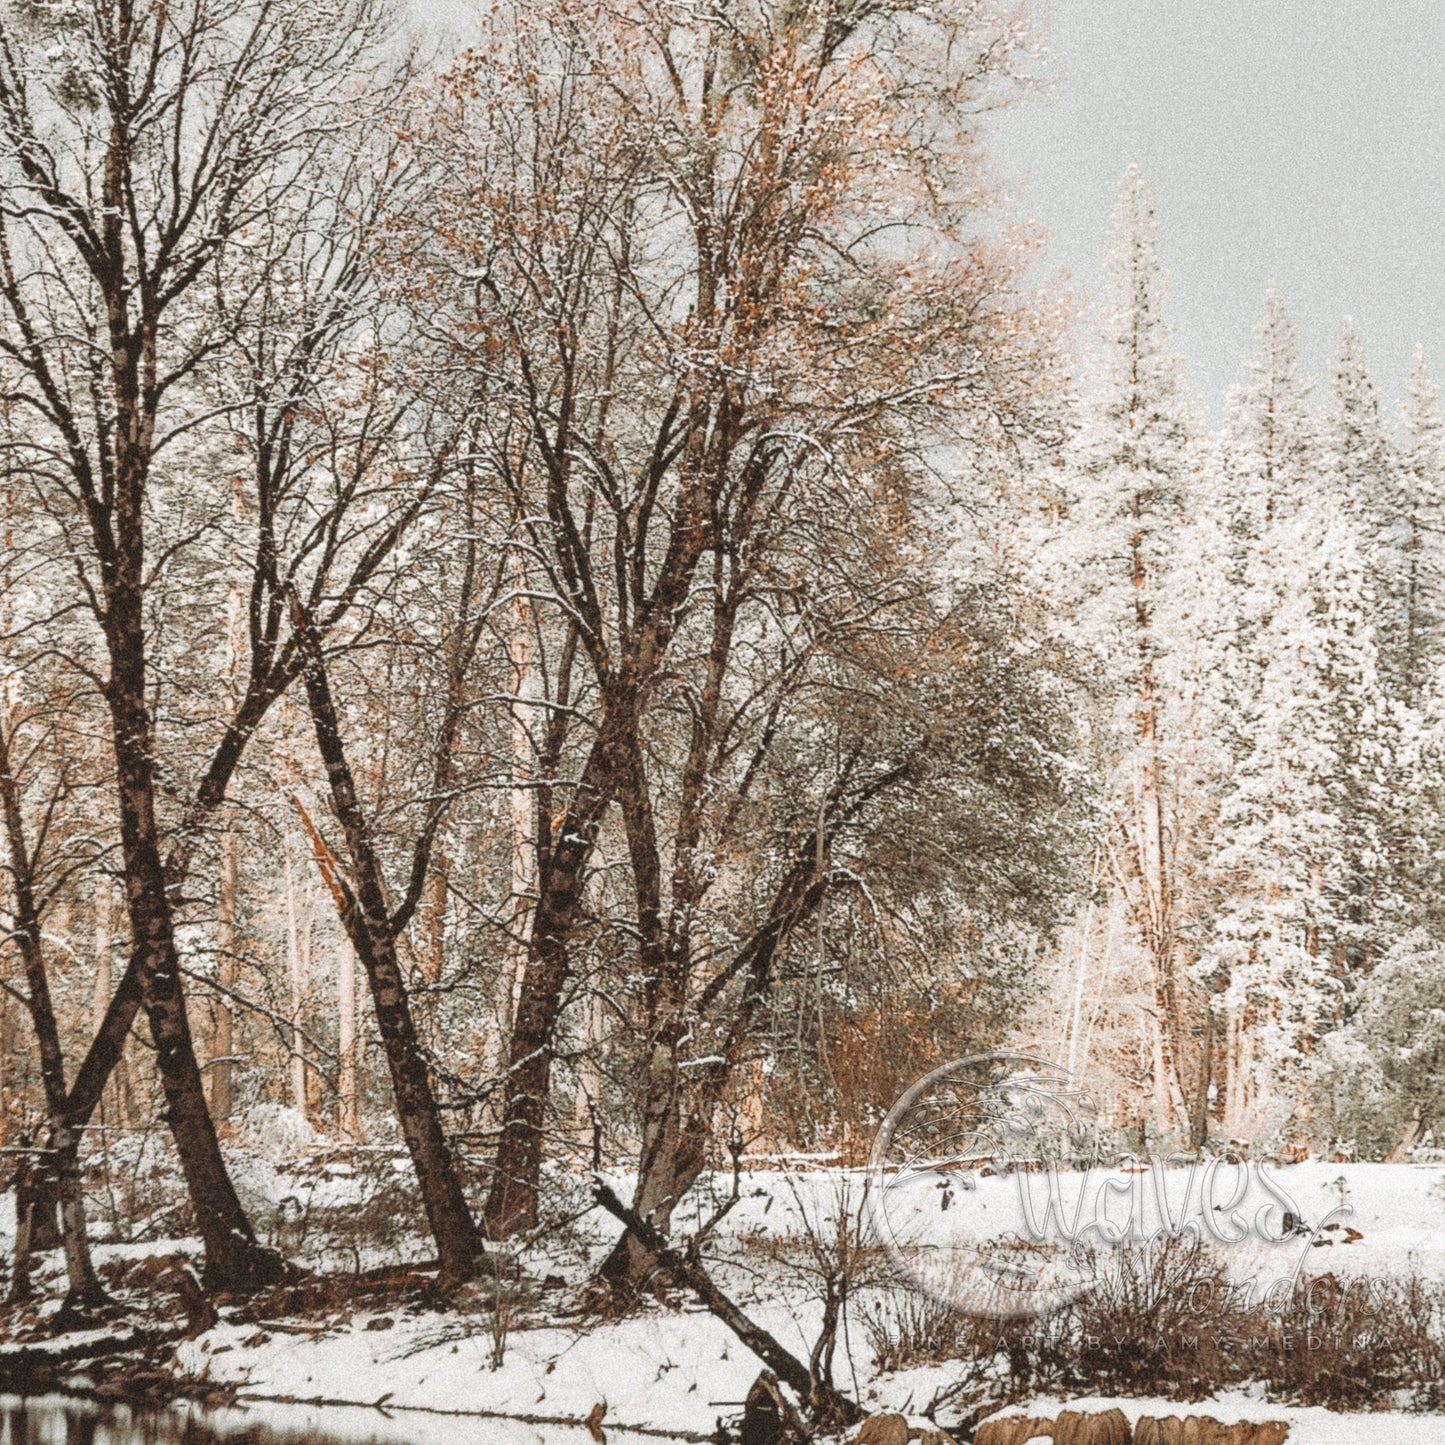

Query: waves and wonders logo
866,1053,1328,1320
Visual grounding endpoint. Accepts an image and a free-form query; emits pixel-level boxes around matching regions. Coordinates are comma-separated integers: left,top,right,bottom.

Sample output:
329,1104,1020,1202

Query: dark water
0,1396,679,1445
3,1396,309,1445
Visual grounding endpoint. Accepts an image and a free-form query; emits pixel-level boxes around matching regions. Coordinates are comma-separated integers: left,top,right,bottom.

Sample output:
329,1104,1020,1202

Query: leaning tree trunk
107,592,284,1292
293,605,483,1287
593,1179,863,1431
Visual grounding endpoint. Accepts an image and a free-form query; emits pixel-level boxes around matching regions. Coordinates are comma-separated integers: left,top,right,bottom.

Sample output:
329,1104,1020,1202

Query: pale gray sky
986,0,1445,416
407,0,1445,417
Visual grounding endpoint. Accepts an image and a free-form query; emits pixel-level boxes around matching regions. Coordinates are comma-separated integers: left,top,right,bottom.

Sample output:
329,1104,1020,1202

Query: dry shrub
1253,1271,1445,1409
1066,1238,1238,1398
763,986,991,1160
865,1236,1445,1416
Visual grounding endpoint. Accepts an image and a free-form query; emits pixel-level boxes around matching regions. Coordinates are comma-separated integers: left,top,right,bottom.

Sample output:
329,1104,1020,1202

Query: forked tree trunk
483,710,624,1239
600,856,828,1289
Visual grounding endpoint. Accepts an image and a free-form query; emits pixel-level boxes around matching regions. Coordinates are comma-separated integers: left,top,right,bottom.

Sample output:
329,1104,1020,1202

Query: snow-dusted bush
1310,1029,1402,1159
80,1127,191,1243
1311,931,1445,1156
236,1103,322,1161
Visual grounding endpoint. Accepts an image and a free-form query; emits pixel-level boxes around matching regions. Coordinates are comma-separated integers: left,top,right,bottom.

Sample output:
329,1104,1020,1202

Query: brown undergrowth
862,1237,1445,1417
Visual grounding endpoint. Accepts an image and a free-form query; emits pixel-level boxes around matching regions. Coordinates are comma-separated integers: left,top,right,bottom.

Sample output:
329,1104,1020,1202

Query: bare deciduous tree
0,0,413,1288
404,0,1069,1254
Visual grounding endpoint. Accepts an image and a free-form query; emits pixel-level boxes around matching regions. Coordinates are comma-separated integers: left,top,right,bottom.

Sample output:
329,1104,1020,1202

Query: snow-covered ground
8,1159,1445,1442
172,1311,1445,1444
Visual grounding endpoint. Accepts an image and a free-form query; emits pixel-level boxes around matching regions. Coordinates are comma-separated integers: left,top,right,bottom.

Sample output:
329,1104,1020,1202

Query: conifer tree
1325,320,1408,686
1067,165,1196,1133
1399,347,1445,702
1194,289,1327,1138
1201,309,1403,1137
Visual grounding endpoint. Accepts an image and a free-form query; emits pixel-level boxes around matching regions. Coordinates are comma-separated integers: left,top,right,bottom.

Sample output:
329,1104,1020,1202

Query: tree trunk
0,723,106,1310
1192,987,1214,1149
284,835,310,1118
1064,857,1102,1080
423,853,448,985
293,604,483,1286
597,586,741,1287
0,990,10,1153
93,884,131,1129
6,1143,35,1305
212,474,245,1128
600,853,828,1289
573,990,603,1150
108,613,283,1291
483,715,622,1239
480,579,539,1114
600,1079,683,1288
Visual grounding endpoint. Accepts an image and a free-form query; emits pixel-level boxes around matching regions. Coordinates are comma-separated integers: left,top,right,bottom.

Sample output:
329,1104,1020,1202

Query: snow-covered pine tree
1066,165,1197,1135
1199,310,1412,1143
1399,347,1445,703
1193,288,1333,1142
1219,287,1316,540
1315,324,1412,978
1204,287,1318,823
1383,349,1445,960
1204,506,1397,1141
1325,319,1408,687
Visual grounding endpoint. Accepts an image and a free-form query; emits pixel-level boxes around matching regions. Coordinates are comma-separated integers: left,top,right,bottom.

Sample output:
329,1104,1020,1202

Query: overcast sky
409,0,1444,419
985,0,1445,417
